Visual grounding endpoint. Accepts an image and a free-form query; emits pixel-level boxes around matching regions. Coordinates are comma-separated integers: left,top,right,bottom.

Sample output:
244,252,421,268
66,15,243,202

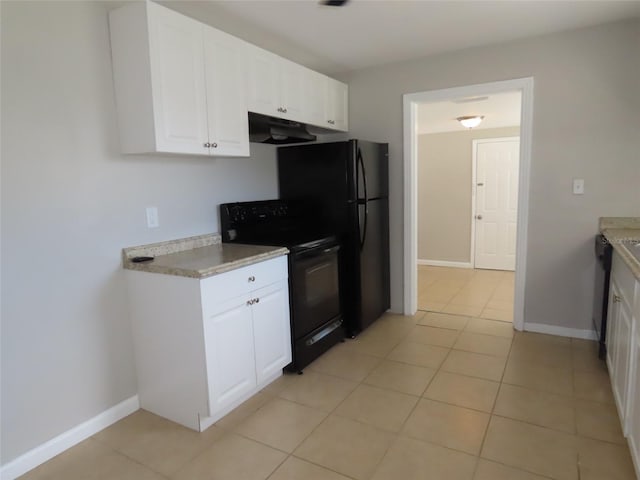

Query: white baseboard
1,395,140,480
523,322,597,340
418,259,472,269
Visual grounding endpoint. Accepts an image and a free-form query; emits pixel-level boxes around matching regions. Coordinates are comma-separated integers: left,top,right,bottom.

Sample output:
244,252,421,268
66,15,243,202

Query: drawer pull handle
248,276,256,282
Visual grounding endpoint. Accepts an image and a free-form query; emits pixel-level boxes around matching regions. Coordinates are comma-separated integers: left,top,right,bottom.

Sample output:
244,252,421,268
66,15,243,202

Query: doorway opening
403,78,534,332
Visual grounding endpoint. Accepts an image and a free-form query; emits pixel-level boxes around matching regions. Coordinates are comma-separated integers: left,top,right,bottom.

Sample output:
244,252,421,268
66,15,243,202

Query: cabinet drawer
201,255,288,316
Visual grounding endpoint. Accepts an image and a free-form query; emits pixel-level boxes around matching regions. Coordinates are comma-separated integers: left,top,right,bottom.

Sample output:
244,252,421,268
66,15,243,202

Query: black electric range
219,200,345,372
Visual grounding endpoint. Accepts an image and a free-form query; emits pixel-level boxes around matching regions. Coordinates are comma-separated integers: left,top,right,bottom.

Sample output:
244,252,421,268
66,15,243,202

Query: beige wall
342,19,640,329
418,127,520,263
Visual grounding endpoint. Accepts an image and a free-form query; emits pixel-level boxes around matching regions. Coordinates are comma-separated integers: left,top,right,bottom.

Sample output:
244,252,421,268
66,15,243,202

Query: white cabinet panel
252,281,292,385
245,46,280,117
613,288,633,430
278,58,306,121
203,28,249,157
246,46,305,121
627,324,640,472
204,296,256,413
148,3,209,154
324,77,349,131
303,70,326,127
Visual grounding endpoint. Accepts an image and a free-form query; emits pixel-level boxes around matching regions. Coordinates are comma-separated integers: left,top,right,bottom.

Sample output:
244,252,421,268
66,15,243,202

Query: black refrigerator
278,140,390,336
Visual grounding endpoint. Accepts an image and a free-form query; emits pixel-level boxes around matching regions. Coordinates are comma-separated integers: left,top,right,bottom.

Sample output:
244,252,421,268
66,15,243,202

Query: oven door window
292,246,341,337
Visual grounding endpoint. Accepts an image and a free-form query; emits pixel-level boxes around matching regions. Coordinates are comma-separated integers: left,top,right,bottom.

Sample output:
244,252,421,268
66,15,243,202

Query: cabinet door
278,59,306,121
148,4,209,154
324,77,349,131
245,45,280,117
204,296,256,414
613,293,633,431
607,281,620,371
303,70,326,127
203,28,249,157
627,321,640,473
251,280,292,385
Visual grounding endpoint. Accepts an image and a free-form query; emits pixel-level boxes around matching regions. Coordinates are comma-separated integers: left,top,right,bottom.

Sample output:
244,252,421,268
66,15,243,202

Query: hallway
418,265,514,322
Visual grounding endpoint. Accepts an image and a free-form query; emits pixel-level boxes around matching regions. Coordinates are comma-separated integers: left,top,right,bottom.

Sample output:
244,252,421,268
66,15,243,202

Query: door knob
476,215,483,220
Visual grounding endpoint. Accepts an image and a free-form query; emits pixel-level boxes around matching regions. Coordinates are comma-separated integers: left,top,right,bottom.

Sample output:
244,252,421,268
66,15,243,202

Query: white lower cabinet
126,255,290,431
606,249,640,477
610,278,633,429
204,295,256,414
252,281,292,384
627,323,640,473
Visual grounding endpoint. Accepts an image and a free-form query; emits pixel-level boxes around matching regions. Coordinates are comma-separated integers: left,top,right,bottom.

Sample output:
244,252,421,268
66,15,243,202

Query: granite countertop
600,217,640,280
122,233,288,279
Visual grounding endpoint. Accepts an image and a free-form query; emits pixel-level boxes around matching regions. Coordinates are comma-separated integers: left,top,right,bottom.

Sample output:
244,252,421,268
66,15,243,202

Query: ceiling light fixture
457,115,484,129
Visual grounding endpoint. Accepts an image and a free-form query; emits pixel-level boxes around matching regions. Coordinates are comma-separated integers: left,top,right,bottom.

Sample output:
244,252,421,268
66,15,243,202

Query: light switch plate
572,179,584,195
146,206,159,228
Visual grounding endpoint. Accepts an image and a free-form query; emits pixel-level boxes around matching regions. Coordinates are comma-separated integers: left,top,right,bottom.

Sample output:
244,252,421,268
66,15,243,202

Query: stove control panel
219,200,294,242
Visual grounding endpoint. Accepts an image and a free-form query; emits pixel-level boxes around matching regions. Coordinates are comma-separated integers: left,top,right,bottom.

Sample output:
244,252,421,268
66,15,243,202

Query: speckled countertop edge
122,234,288,279
600,218,640,280
122,233,221,261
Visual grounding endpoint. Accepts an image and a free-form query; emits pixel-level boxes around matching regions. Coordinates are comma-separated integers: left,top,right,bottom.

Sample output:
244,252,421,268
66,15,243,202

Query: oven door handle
305,319,343,346
293,244,340,259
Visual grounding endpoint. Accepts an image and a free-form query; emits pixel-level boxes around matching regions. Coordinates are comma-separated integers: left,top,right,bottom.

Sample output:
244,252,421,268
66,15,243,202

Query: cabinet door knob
283,107,287,113
614,294,622,303
246,300,252,306
248,276,255,282
204,142,210,148
328,119,335,125
475,215,483,220
212,142,218,148
255,298,260,304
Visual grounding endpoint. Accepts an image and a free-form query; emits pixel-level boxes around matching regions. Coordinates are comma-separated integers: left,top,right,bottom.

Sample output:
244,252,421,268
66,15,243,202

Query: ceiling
165,1,640,74
417,91,522,135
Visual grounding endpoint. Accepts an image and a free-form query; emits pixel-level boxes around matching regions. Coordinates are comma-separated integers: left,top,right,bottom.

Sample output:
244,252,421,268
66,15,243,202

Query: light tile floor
21,311,637,480
418,265,515,322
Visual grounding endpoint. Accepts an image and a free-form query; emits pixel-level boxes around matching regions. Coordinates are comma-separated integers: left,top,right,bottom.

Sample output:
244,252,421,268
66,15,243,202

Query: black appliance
219,200,344,372
594,234,613,359
278,140,390,336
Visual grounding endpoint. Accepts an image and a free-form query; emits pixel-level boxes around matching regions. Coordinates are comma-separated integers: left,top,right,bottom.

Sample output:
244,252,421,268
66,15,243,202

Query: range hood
248,112,316,144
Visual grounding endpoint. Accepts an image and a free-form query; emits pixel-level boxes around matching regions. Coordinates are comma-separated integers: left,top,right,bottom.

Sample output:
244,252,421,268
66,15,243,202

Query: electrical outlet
146,206,159,228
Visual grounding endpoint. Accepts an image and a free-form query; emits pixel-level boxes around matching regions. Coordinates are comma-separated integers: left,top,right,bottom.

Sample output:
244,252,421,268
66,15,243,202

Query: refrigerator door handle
357,148,369,250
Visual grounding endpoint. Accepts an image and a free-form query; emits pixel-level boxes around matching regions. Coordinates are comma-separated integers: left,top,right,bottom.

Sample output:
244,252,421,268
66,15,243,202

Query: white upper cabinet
203,28,250,157
109,1,349,156
324,77,349,132
245,45,306,122
244,46,280,118
303,70,327,127
109,2,249,156
245,43,348,131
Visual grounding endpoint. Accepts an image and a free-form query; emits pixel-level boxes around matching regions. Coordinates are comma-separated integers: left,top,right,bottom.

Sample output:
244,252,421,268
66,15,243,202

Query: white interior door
474,137,520,271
